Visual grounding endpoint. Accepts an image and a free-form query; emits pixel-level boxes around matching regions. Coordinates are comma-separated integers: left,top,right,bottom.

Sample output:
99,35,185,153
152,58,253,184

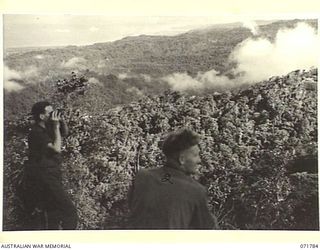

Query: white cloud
162,72,204,91
88,77,101,86
4,65,38,79
163,70,235,92
4,66,23,92
118,73,128,80
242,20,259,35
4,66,21,80
164,22,319,92
198,69,235,87
61,57,87,69
5,80,24,92
34,54,44,59
231,22,318,83
4,65,39,92
118,72,153,83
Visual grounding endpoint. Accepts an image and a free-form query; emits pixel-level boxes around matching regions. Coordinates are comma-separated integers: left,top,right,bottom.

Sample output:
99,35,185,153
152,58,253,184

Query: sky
3,15,284,48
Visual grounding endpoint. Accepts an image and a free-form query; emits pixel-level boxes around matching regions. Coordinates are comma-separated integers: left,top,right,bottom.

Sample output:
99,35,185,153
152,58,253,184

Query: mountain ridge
4,19,318,121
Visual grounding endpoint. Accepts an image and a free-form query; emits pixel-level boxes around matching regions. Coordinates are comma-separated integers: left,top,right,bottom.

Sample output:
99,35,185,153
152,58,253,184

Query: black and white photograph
2,14,319,232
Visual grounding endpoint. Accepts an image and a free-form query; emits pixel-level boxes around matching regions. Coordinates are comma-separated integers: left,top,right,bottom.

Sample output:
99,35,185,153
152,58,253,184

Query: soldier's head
162,128,201,175
31,101,53,123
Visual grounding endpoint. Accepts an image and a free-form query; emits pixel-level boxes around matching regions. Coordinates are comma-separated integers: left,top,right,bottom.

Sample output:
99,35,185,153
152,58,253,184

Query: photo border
0,0,319,247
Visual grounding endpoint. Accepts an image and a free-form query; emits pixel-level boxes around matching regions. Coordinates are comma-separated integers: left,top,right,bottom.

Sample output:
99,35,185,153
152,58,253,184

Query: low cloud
4,66,23,92
118,73,128,80
118,72,152,83
162,72,203,91
61,57,87,69
4,65,39,92
163,70,235,91
163,22,318,92
34,54,44,59
242,20,259,35
88,77,102,86
5,80,25,92
231,22,318,83
4,66,21,80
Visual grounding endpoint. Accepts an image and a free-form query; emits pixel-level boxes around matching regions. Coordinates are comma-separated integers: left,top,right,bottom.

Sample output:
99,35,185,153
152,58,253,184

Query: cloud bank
231,22,318,83
61,57,87,69
34,54,44,59
4,66,39,92
4,66,23,92
118,72,152,83
164,22,318,92
163,69,235,92
88,77,102,86
242,20,260,35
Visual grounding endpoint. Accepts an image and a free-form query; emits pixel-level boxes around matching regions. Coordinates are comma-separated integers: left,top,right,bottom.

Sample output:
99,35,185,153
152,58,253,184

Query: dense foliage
3,68,318,230
4,19,317,121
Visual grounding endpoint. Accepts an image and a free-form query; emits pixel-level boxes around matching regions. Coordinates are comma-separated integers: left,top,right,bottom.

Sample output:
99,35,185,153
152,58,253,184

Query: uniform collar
164,160,190,177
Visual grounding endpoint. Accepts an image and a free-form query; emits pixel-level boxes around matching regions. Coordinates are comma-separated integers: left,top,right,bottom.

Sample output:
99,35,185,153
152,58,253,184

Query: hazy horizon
3,15,286,49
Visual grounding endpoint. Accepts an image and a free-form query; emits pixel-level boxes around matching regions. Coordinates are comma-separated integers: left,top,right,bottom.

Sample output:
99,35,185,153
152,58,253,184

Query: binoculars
50,109,65,118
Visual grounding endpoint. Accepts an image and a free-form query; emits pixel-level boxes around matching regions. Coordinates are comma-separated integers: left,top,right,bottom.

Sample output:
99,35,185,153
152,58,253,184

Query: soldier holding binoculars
22,101,78,230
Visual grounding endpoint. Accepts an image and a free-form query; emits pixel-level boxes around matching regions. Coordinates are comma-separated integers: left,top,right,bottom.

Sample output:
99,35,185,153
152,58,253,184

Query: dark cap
162,128,200,157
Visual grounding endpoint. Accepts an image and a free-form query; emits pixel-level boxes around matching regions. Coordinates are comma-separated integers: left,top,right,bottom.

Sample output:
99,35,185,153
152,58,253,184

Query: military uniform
129,165,217,229
25,123,78,230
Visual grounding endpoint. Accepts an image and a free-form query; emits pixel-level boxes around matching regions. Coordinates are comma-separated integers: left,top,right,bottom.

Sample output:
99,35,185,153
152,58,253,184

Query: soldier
22,101,78,230
128,128,218,229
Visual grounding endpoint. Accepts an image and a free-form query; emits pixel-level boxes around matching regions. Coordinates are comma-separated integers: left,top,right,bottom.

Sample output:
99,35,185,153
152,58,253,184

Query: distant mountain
5,45,66,56
4,19,318,121
5,19,317,76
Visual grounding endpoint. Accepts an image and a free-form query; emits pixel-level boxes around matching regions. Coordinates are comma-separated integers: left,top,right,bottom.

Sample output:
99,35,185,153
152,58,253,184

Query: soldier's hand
51,111,61,128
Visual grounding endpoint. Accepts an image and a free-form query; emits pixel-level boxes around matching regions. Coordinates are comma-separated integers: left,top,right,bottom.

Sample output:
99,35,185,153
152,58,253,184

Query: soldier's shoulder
136,167,163,178
29,124,45,134
133,168,164,187
183,177,207,195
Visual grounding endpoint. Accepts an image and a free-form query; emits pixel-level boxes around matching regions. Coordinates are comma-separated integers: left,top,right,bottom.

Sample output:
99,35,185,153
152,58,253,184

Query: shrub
3,69,318,230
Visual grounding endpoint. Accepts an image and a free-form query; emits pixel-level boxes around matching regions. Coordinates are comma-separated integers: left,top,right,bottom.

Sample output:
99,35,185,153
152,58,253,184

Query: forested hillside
3,68,318,230
4,19,317,121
